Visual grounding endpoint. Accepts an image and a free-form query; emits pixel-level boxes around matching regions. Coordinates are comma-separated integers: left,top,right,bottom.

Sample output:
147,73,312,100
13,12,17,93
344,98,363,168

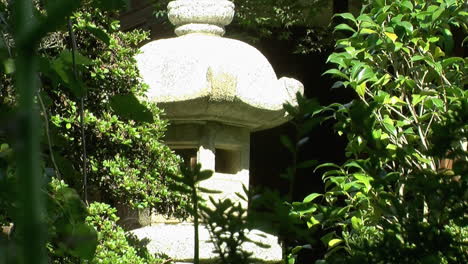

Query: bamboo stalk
13,0,47,263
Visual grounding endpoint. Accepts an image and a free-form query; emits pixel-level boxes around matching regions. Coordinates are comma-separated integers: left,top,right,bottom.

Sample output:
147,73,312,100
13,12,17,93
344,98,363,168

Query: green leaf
384,32,398,42
350,62,365,80
386,144,397,150
351,216,362,229
405,79,416,89
321,232,334,246
353,173,373,191
434,46,445,59
307,216,320,228
198,187,221,194
85,26,110,45
196,170,213,182
427,61,443,75
2,58,14,74
396,21,413,34
412,152,432,164
356,67,375,84
328,239,343,248
291,246,302,254
109,94,154,123
334,23,356,33
401,0,413,11
59,50,93,66
326,53,349,69
315,163,342,172
168,183,191,194
382,116,396,135
333,13,356,24
441,57,464,67
412,94,427,106
360,28,377,35
235,191,248,201
431,98,444,109
411,55,425,62
432,6,444,22
67,223,98,259
356,14,374,24
303,193,322,203
356,82,366,97
283,102,298,116
374,0,384,7
51,59,71,83
442,28,454,54
344,161,364,170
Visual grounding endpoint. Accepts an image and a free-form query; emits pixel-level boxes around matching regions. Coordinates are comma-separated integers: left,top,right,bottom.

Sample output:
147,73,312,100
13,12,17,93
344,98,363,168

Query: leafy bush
1,0,187,262
0,0,187,215
85,202,165,264
201,197,254,264
286,0,467,263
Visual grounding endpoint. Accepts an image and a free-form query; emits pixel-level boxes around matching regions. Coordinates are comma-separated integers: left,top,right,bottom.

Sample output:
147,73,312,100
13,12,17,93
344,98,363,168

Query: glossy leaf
85,26,110,45
303,193,322,203
323,69,349,80
109,94,154,123
334,23,356,33
384,32,398,42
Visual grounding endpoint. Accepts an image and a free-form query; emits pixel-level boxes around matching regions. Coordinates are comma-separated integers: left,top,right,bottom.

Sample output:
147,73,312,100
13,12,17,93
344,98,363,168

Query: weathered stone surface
164,122,250,210
168,0,235,36
136,34,303,131
131,223,282,263
136,0,304,131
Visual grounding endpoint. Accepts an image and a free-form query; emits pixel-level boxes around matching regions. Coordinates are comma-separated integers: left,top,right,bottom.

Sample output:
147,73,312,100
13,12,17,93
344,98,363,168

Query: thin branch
67,18,88,203
37,90,61,180
403,96,437,170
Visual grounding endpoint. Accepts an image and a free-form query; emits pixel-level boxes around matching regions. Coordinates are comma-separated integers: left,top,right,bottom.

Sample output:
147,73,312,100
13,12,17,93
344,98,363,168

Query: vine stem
13,0,47,263
67,18,88,203
37,91,61,179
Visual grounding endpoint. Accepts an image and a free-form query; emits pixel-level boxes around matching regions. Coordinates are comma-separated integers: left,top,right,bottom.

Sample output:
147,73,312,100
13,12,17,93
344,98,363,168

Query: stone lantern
132,0,303,262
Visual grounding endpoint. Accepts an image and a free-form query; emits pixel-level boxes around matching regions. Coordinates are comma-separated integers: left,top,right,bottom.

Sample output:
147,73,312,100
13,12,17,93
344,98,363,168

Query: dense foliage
85,202,165,264
286,0,467,263
1,0,186,216
1,0,186,262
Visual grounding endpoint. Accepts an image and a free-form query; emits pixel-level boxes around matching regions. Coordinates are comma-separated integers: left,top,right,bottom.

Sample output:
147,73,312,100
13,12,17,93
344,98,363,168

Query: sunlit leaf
384,32,398,42
303,193,322,203
334,23,356,33
328,239,343,248
323,69,349,80
356,82,366,97
333,13,356,24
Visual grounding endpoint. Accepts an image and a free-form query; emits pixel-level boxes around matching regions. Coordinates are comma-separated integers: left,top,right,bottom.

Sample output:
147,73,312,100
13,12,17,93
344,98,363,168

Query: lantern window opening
215,148,240,174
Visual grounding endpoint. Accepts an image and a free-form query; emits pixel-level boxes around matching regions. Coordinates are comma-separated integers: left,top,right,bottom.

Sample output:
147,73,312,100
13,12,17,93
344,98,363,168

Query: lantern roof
136,0,304,130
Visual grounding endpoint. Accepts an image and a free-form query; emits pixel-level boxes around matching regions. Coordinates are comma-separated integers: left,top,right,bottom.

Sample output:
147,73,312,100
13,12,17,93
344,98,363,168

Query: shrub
85,202,165,264
286,0,467,263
